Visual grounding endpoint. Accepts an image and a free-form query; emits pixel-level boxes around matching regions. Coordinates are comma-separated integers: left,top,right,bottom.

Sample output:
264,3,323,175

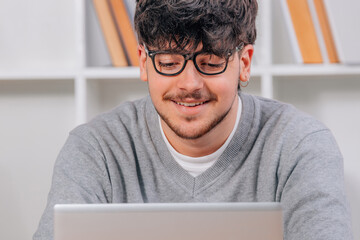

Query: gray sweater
34,92,353,240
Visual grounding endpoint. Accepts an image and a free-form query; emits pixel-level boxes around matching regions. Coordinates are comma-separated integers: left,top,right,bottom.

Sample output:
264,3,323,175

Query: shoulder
248,94,343,171
247,93,328,137
240,93,334,159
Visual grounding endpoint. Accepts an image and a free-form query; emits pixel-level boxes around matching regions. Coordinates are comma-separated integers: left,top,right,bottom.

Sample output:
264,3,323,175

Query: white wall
0,0,77,239
0,80,75,239
0,0,77,71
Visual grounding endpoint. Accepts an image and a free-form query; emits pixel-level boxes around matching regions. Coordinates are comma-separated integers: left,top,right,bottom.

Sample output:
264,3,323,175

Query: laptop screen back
54,202,283,240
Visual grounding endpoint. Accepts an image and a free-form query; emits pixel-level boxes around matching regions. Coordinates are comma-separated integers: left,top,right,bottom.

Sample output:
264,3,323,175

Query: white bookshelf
1,0,359,239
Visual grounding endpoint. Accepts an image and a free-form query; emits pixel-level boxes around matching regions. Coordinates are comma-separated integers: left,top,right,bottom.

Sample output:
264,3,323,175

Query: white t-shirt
160,96,242,177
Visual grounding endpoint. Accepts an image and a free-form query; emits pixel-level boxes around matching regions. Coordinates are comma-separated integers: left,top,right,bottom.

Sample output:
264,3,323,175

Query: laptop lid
54,202,283,240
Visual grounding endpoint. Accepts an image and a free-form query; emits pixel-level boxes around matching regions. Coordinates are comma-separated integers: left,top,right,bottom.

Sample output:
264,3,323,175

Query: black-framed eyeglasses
144,43,244,76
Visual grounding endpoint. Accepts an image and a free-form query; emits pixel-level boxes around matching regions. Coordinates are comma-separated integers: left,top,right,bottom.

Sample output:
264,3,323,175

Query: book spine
93,0,128,67
123,0,136,28
86,0,112,67
286,0,323,63
109,0,139,66
307,0,329,64
280,0,302,64
313,0,339,63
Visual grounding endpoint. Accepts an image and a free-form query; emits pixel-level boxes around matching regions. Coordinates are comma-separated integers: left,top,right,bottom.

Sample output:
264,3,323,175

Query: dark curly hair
134,0,258,57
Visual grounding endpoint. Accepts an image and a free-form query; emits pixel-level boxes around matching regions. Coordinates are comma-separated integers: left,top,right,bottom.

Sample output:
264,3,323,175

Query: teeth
176,101,205,107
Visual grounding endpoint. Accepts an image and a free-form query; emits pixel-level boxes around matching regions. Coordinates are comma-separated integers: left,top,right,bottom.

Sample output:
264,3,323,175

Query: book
312,0,339,63
86,0,112,67
307,0,329,64
284,0,323,63
93,0,128,67
280,0,303,64
123,0,136,28
323,0,360,65
109,0,139,66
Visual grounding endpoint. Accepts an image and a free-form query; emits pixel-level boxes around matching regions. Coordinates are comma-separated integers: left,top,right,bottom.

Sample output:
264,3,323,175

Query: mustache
163,90,217,101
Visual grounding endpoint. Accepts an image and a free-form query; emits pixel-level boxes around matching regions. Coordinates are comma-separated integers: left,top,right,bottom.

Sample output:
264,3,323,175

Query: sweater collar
145,91,257,194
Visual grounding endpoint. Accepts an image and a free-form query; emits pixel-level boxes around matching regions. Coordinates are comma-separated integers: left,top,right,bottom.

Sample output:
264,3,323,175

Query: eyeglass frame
143,43,245,76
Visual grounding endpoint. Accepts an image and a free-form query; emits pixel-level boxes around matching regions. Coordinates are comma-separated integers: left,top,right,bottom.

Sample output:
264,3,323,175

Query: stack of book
282,0,360,65
92,0,138,67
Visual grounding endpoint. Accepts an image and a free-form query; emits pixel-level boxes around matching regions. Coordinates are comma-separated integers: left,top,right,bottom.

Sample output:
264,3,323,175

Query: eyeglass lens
153,53,227,75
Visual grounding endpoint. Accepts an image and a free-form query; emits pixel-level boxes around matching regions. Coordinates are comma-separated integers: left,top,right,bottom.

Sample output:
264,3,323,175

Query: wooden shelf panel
270,64,360,76
0,70,76,80
84,67,140,79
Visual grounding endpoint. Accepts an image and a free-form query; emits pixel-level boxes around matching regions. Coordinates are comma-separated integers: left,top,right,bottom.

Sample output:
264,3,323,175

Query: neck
161,96,239,157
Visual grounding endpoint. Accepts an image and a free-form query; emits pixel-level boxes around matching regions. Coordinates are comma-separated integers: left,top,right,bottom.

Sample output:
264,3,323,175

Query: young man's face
139,42,253,143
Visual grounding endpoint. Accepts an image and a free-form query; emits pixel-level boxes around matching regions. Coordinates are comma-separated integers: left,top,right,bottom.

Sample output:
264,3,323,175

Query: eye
158,62,180,68
197,54,225,64
196,53,226,73
200,62,225,68
155,53,184,71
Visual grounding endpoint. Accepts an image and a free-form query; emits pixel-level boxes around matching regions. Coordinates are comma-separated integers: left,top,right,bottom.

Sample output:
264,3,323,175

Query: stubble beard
156,91,236,140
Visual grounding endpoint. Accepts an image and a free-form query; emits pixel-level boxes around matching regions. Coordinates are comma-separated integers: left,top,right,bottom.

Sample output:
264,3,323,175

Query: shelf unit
2,0,359,122
1,0,359,239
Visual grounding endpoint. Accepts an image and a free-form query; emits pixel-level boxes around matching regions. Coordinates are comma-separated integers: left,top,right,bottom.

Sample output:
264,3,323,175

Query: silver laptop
54,202,283,240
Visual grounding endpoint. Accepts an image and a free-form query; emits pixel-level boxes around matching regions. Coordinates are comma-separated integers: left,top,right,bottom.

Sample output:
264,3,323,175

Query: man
34,0,353,239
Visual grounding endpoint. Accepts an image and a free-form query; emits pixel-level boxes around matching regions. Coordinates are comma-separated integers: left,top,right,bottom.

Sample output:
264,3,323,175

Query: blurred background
0,0,359,239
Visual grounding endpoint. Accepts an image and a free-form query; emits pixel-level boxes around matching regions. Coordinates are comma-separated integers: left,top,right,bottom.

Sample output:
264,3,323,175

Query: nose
176,60,204,92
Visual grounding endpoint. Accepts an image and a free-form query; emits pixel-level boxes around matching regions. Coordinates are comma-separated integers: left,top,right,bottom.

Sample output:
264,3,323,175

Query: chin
166,118,219,140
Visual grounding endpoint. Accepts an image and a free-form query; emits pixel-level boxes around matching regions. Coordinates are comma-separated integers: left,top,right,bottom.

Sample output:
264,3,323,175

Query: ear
239,44,254,83
138,44,148,82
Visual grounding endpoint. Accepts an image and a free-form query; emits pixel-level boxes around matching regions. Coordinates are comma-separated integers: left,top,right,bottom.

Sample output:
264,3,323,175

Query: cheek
147,76,173,101
207,75,239,98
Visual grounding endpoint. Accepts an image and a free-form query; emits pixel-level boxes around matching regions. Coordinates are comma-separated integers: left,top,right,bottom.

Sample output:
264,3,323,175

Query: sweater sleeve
280,129,353,240
33,131,112,240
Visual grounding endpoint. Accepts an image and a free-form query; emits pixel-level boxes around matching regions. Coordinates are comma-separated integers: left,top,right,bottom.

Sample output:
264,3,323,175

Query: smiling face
157,67,238,140
139,43,253,155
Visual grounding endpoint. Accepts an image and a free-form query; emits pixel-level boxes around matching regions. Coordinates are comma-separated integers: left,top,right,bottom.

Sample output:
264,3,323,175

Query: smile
175,101,206,107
